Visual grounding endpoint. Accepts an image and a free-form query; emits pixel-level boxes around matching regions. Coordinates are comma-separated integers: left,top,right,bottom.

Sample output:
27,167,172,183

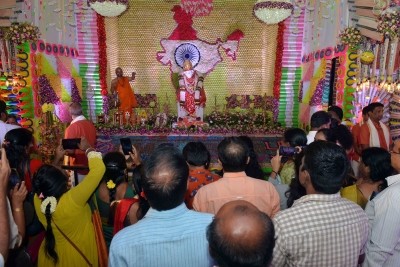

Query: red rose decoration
101,89,108,96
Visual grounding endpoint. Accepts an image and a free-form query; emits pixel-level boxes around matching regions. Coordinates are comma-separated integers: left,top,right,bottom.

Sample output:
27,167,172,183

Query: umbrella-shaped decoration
88,0,128,17
253,0,294,25
180,0,213,17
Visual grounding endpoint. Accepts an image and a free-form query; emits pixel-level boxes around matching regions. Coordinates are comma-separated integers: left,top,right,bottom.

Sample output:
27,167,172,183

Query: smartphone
120,138,133,155
9,169,21,189
279,146,306,156
279,146,297,156
62,138,81,150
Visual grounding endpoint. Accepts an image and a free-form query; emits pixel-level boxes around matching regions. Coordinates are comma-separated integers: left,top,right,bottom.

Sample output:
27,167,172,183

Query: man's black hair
368,102,384,112
310,111,331,129
302,141,349,194
182,141,210,167
328,105,344,121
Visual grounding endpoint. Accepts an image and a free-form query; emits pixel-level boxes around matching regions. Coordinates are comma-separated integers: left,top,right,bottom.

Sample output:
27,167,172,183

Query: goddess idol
177,60,207,121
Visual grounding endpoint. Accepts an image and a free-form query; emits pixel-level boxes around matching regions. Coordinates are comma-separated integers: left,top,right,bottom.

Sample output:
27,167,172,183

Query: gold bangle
14,208,22,212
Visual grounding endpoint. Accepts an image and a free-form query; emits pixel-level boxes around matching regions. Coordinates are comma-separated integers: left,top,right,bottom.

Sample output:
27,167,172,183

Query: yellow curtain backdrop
106,0,278,114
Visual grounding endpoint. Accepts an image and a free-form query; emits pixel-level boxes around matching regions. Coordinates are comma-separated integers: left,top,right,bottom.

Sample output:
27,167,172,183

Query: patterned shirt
185,168,220,209
271,193,369,267
109,203,214,267
364,174,400,267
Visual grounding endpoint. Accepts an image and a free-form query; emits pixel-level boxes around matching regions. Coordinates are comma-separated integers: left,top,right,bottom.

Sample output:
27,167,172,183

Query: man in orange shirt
193,137,280,217
182,141,220,209
110,67,137,122
65,103,97,182
359,102,391,151
351,105,369,177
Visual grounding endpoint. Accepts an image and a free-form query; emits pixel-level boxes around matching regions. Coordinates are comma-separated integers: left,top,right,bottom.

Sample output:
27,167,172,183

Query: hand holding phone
62,138,81,150
120,138,133,155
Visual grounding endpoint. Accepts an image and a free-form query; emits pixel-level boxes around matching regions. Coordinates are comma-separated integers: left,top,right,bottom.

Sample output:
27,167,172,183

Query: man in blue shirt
109,145,214,267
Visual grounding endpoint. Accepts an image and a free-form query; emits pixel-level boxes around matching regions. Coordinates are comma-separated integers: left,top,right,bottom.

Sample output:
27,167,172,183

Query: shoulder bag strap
52,220,92,267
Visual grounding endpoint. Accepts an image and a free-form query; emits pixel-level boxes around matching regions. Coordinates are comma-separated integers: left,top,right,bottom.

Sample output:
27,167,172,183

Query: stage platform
96,133,282,168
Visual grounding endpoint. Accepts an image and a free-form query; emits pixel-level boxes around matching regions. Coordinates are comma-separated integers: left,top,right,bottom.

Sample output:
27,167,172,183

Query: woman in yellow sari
341,147,393,209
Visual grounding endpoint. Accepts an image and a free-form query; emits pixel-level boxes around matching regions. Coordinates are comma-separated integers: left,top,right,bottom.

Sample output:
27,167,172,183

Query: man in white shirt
306,110,331,144
0,100,20,146
364,139,400,266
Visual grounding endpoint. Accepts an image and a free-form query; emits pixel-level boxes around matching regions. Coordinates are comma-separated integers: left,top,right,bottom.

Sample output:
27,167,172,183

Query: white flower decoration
89,1,127,17
40,196,57,214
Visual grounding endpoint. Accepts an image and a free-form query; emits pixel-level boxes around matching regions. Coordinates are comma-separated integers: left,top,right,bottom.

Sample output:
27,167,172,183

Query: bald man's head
207,200,275,267
142,145,189,211
69,102,83,117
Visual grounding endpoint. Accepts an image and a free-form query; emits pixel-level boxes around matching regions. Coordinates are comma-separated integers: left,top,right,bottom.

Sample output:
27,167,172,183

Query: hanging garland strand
272,21,285,119
97,14,107,92
97,13,109,114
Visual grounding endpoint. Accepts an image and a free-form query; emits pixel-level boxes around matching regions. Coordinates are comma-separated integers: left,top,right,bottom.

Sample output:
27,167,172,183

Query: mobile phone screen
120,138,132,155
62,138,81,150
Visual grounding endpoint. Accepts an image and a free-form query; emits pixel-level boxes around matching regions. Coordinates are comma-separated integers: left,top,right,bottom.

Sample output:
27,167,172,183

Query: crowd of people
0,99,399,267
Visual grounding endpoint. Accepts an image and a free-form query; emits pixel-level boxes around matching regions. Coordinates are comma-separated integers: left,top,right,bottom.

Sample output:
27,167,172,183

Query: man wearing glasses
364,140,400,266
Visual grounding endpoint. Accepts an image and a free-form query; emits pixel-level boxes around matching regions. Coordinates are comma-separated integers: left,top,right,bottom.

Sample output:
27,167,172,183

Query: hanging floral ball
253,0,294,25
338,27,362,49
360,51,375,65
101,89,108,96
88,0,128,17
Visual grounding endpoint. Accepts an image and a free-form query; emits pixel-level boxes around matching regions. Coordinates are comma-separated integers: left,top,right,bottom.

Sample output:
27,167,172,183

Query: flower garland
96,110,284,136
4,23,40,45
253,0,294,25
88,0,128,17
225,95,274,110
135,94,157,108
273,22,285,100
309,78,325,106
97,14,108,114
40,196,57,214
41,103,55,113
377,9,400,39
38,75,60,105
97,14,107,93
339,27,362,49
70,78,82,103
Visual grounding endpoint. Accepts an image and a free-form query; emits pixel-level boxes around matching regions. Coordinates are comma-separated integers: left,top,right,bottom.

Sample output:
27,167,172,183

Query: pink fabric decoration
181,0,213,17
168,5,197,40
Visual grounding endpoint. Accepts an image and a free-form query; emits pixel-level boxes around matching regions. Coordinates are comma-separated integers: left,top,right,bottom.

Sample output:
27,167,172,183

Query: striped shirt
109,203,214,267
271,193,369,267
364,174,400,267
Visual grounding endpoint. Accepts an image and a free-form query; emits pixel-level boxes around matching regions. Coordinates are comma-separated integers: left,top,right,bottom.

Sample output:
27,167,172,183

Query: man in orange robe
110,67,138,122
